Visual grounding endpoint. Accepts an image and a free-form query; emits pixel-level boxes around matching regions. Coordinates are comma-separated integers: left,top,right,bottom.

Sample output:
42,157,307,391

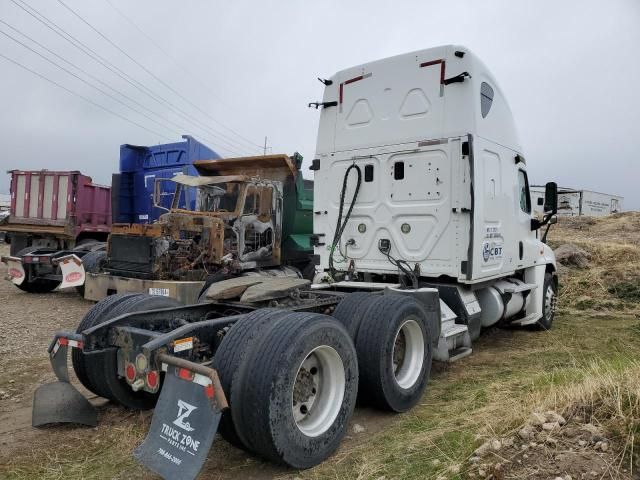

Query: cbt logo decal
482,242,503,262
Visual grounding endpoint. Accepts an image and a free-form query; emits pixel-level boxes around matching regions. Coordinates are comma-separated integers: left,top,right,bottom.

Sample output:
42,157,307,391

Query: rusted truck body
83,154,314,303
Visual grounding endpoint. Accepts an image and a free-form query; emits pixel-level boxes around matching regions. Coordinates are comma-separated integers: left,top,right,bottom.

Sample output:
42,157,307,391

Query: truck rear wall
113,135,219,224
7,170,111,238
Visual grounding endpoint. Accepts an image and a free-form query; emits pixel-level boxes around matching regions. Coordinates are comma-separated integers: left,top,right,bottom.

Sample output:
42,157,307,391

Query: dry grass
549,213,640,313
2,214,640,479
291,312,640,480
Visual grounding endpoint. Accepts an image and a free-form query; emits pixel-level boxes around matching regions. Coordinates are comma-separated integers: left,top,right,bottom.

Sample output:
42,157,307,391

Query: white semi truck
32,45,558,480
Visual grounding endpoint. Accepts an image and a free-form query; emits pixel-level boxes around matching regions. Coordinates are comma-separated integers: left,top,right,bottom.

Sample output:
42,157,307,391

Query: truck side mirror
544,182,558,214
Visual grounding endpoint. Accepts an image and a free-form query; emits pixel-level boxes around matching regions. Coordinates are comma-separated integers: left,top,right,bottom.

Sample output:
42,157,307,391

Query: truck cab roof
316,44,521,156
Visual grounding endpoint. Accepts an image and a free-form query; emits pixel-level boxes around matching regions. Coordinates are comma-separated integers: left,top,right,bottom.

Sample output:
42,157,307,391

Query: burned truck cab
83,154,313,303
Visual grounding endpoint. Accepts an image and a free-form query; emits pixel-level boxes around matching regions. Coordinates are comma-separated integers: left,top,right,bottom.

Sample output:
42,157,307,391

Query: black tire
332,292,376,339
355,295,432,412
84,295,181,409
232,312,358,468
212,308,290,450
14,246,60,293
75,250,107,296
72,293,142,395
73,238,101,250
536,272,557,330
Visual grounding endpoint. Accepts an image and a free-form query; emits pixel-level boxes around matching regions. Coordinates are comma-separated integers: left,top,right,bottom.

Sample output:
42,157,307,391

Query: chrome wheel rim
544,283,557,322
292,345,345,437
392,318,424,389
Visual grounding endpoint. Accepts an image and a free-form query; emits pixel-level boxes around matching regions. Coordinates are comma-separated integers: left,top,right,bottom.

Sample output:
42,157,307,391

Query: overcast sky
0,0,638,208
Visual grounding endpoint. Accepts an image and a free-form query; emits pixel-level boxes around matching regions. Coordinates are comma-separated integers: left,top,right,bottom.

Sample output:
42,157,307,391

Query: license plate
149,288,170,297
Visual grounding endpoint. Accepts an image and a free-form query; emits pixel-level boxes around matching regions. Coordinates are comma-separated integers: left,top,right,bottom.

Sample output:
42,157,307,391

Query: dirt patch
469,411,629,479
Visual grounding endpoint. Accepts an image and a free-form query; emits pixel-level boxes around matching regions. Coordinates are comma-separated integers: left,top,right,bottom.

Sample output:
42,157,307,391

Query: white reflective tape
193,373,212,388
68,339,81,349
52,341,60,356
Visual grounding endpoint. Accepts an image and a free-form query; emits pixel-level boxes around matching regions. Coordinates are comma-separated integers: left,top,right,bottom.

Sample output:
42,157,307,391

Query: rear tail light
146,370,159,390
125,363,136,383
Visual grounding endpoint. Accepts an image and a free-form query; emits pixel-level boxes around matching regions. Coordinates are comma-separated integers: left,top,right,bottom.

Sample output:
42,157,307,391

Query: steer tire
212,308,290,450
535,273,557,330
73,294,143,396
75,250,107,297
355,295,432,413
232,312,358,468
332,292,376,339
85,295,181,409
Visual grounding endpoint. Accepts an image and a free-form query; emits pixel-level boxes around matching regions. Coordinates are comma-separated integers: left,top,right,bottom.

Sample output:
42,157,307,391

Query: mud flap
134,365,223,480
2,256,26,285
55,254,85,289
32,333,97,427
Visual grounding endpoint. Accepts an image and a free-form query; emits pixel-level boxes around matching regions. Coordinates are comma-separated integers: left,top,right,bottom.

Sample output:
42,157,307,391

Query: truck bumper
84,272,204,304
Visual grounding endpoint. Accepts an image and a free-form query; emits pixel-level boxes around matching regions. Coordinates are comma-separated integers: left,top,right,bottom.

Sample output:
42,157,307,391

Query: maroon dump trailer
0,170,111,293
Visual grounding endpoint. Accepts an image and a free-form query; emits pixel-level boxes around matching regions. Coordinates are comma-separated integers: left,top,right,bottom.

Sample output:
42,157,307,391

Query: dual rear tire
72,293,181,409
334,293,433,412
213,294,432,467
213,310,358,468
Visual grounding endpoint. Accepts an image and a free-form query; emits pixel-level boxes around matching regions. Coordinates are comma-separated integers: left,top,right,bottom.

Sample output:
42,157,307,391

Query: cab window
517,170,531,214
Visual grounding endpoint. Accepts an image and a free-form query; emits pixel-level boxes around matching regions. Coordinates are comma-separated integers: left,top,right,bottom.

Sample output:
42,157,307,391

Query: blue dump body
112,135,219,223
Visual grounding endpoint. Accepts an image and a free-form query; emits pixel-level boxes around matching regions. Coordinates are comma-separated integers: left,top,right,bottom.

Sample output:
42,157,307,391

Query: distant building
531,186,623,217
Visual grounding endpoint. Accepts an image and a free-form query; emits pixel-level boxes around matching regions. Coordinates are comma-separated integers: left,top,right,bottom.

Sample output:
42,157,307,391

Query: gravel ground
0,242,394,479
0,244,93,405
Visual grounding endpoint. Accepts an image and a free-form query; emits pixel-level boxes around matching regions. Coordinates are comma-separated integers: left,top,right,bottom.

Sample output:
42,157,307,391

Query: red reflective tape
204,383,214,399
344,75,364,85
58,337,69,346
419,58,446,84
178,368,193,381
419,59,443,68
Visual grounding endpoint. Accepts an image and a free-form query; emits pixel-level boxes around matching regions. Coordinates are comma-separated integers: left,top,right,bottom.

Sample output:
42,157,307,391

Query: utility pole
263,136,267,155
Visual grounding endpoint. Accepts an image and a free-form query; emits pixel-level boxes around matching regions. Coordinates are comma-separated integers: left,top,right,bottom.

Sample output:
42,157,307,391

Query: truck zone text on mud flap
32,45,559,479
81,153,314,303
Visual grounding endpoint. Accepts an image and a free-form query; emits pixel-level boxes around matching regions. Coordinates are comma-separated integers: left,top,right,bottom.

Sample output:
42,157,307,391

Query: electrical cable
378,244,419,289
329,164,362,277
103,0,265,151
57,0,264,153
9,0,248,156
0,51,172,140
0,27,182,137
0,20,245,155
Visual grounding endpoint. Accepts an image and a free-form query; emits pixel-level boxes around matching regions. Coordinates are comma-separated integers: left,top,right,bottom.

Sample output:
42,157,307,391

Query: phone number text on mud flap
157,447,182,466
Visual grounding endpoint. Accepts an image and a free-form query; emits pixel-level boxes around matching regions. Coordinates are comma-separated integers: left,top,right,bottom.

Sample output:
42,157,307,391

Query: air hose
329,164,362,277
